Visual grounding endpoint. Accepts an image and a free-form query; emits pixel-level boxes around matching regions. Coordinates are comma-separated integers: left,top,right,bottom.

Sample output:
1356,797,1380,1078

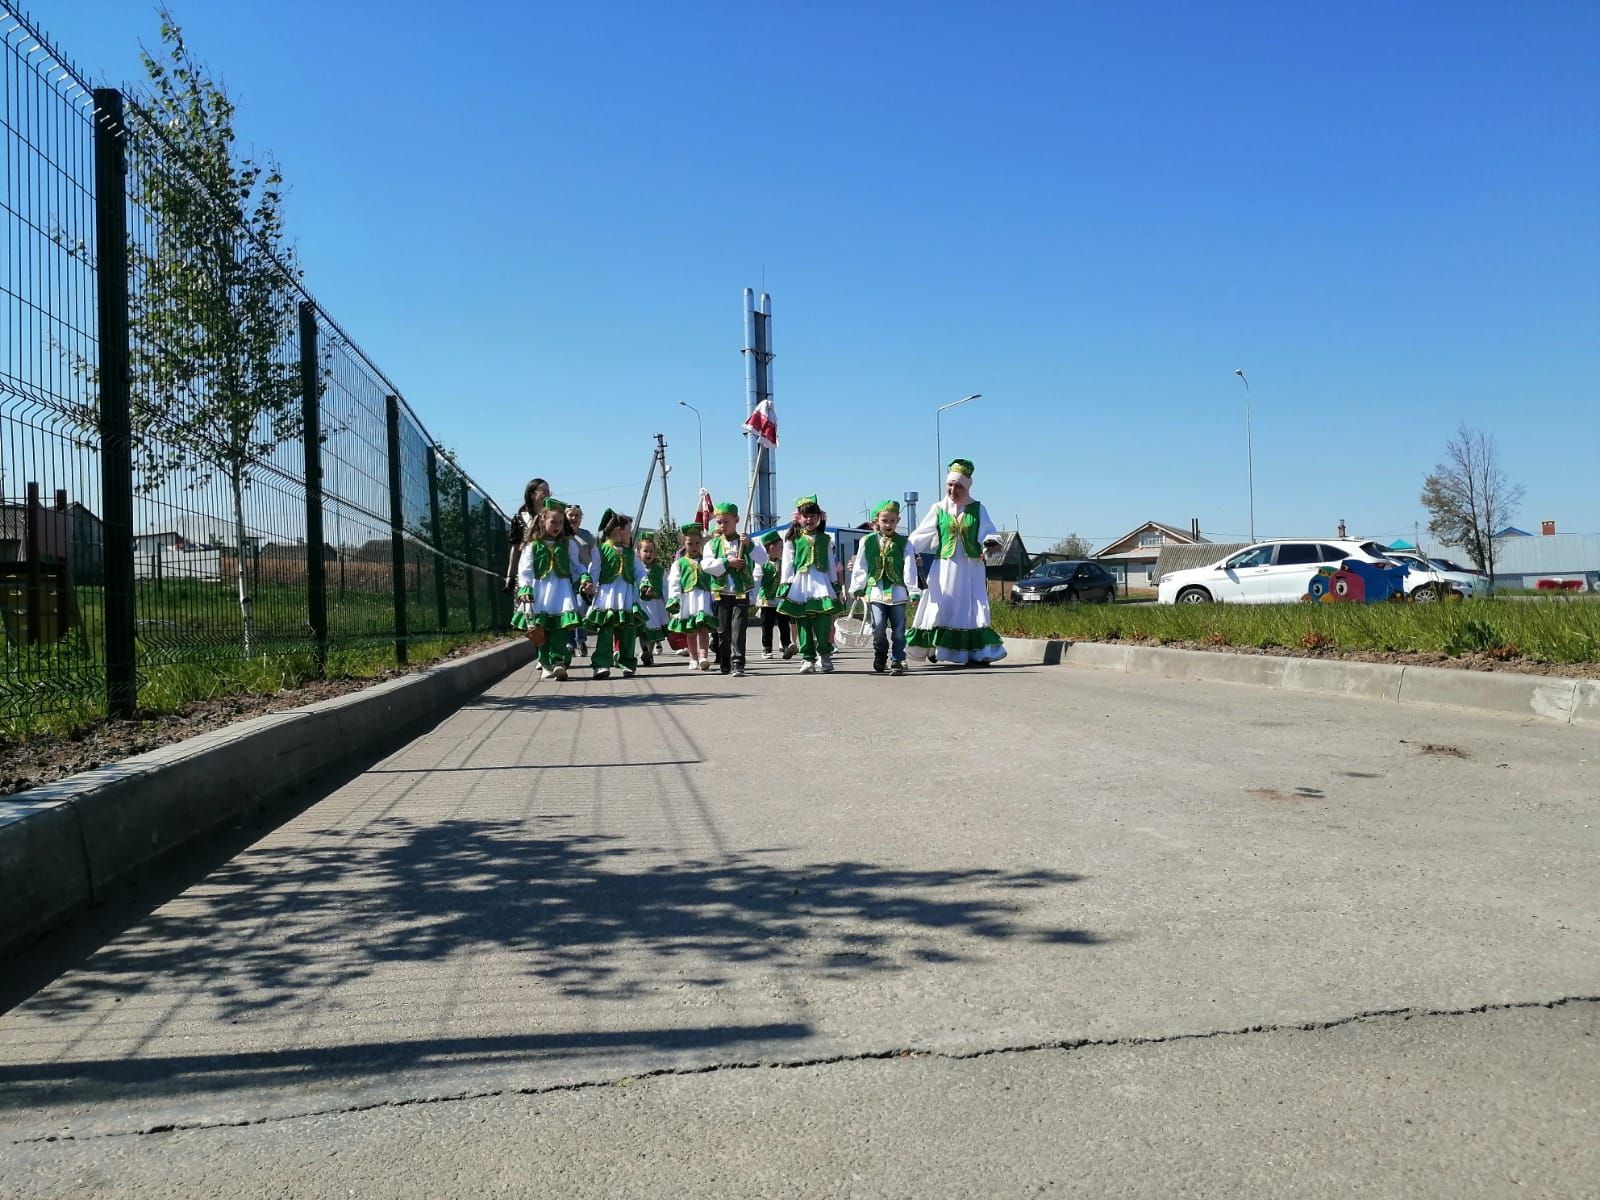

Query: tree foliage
1420,424,1524,580
1046,533,1095,559
120,11,305,650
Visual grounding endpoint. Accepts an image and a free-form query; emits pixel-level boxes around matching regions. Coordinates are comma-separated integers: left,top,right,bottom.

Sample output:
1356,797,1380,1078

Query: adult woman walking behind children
907,458,1007,666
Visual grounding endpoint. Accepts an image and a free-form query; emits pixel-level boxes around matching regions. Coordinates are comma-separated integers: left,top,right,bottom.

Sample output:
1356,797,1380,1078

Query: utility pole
742,289,776,529
634,434,672,535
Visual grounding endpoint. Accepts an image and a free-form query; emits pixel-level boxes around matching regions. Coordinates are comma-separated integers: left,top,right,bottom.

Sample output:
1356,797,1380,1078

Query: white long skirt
910,552,1006,664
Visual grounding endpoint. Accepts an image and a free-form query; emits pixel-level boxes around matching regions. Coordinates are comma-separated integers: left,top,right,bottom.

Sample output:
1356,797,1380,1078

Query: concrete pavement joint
15,993,1598,1147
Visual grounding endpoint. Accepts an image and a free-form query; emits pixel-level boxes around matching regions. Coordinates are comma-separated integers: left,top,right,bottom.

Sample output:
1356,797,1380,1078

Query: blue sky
46,0,1600,549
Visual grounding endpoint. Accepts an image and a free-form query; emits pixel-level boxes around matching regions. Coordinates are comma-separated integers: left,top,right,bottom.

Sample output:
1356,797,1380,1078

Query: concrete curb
1004,637,1600,729
1,638,535,957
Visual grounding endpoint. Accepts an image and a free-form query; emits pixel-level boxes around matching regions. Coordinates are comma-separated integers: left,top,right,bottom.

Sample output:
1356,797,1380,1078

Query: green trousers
794,614,834,662
537,634,572,671
591,628,638,671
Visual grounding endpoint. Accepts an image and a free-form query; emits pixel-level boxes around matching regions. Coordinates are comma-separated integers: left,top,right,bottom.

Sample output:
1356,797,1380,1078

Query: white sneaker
540,665,553,681
687,658,701,670
673,646,689,656
622,667,636,678
798,660,816,674
762,651,774,660
593,667,610,680
553,664,568,681
819,656,835,673
733,666,746,677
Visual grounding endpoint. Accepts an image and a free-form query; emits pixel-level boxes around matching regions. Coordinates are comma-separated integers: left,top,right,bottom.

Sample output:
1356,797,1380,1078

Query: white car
1383,551,1483,599
1156,539,1465,605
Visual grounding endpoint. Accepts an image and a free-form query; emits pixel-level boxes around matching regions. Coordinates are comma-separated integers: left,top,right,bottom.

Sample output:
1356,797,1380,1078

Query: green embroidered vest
792,531,831,574
596,542,635,585
676,556,709,594
865,532,909,591
645,563,665,599
529,539,573,580
935,503,983,559
758,560,780,601
708,533,756,594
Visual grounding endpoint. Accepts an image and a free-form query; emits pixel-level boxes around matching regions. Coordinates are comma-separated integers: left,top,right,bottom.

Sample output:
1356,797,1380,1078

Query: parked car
1383,551,1487,598
1156,539,1467,605
1011,560,1117,604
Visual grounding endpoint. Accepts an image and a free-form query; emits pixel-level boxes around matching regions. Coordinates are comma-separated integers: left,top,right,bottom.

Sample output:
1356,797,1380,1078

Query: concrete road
2,649,1597,1196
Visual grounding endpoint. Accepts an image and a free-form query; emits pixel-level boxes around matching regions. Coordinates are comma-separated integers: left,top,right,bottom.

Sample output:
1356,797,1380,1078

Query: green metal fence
0,7,509,728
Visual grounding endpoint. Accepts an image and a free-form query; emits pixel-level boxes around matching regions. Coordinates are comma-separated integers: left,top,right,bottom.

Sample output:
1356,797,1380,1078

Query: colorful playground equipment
1303,557,1411,603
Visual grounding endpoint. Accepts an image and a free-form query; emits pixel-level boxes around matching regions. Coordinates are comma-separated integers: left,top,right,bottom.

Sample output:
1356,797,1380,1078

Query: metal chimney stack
742,289,777,529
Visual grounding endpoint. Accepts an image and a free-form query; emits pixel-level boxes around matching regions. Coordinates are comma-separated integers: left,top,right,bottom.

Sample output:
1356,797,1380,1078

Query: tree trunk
230,469,255,655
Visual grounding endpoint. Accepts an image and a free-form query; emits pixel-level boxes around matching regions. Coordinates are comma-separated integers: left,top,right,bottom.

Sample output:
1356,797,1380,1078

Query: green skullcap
598,508,618,530
947,459,975,478
679,521,703,536
714,501,739,516
872,499,902,518
794,494,819,509
541,497,566,511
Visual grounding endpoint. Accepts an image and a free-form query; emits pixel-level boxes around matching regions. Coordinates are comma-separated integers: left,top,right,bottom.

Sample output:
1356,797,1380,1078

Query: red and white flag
742,399,778,449
694,488,715,529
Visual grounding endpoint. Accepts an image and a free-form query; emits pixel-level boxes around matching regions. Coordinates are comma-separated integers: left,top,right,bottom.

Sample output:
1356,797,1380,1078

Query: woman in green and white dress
907,459,1007,666
777,495,843,673
584,510,651,679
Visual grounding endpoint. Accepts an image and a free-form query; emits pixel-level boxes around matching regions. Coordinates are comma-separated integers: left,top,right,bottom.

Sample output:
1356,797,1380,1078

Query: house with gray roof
1095,520,1207,590
1454,532,1600,592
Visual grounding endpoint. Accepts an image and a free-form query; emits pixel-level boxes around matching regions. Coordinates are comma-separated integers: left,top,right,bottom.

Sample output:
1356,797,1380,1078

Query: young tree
1420,424,1524,582
1047,533,1095,559
124,11,304,653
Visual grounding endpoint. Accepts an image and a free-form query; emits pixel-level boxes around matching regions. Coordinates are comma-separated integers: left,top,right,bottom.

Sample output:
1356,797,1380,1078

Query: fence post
426,447,448,632
384,395,409,666
480,498,496,630
460,478,477,631
298,301,328,675
93,89,137,719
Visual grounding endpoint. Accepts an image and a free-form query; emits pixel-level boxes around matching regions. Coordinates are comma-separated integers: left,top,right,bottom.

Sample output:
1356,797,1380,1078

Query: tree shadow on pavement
20,816,1095,1019
1,815,1098,1105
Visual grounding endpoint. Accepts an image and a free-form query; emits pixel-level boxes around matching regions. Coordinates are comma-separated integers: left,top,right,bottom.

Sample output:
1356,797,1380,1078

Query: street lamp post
1233,369,1255,543
677,401,704,495
936,393,982,495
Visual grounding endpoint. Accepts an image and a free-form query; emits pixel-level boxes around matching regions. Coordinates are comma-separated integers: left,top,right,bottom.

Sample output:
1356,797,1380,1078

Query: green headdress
794,493,819,510
541,497,566,511
713,501,739,517
946,459,975,481
872,499,901,518
679,521,704,536
760,530,782,548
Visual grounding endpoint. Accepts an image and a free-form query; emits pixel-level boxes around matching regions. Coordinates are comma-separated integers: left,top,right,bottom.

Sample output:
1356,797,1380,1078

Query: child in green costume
755,530,794,660
849,499,919,674
777,495,842,674
512,499,595,681
666,523,716,671
585,510,651,679
636,535,669,667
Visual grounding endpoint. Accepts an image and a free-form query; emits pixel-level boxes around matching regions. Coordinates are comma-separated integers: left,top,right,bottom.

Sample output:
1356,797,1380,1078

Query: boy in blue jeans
849,500,919,674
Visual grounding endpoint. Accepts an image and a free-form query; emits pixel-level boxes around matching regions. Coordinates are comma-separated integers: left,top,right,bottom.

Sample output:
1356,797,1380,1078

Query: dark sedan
1010,560,1117,604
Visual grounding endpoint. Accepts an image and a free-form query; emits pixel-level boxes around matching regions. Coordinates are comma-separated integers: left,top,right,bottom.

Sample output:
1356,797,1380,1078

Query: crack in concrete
14,994,1598,1146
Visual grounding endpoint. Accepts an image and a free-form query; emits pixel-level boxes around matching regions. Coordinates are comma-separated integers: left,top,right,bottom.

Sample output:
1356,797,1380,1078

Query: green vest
865,532,909,591
792,531,831,574
645,563,665,599
596,542,635,585
676,556,709,594
529,539,573,580
758,559,781,602
708,533,756,594
936,503,983,559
